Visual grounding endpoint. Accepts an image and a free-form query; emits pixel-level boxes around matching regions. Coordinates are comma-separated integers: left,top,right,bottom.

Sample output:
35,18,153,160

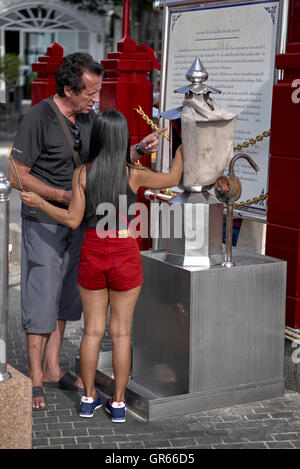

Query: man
8,52,164,410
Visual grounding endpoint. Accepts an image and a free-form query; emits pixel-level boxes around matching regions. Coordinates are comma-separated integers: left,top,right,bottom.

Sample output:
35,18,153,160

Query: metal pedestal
93,247,286,420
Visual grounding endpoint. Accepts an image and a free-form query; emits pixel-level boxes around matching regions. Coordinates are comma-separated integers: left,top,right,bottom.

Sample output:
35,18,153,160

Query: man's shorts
78,229,143,291
21,218,85,334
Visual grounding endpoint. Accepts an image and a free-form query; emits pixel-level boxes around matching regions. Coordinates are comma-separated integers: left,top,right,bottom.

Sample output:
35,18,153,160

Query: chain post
0,172,11,382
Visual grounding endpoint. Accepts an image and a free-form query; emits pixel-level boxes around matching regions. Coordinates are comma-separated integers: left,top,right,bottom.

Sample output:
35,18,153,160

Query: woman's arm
8,158,72,206
130,145,183,191
20,166,86,229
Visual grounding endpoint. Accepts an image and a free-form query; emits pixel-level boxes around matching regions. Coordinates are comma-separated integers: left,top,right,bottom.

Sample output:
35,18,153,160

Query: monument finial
186,57,208,84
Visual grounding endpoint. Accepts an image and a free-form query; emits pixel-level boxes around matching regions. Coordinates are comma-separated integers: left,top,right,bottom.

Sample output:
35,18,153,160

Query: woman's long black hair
86,109,131,212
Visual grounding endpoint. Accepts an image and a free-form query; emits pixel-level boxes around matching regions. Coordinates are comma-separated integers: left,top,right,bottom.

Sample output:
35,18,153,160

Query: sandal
43,371,84,391
32,386,47,411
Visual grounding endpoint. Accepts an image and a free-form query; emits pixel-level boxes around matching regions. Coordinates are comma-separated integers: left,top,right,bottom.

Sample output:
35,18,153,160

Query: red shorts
78,229,143,291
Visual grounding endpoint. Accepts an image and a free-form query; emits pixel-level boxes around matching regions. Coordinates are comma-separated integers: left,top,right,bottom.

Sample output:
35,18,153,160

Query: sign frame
154,0,290,220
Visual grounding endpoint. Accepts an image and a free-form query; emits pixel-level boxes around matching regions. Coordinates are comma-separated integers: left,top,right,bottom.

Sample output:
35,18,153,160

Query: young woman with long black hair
21,109,183,422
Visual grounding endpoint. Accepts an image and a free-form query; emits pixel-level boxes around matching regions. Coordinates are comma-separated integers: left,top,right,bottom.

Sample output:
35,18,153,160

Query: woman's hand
20,191,43,207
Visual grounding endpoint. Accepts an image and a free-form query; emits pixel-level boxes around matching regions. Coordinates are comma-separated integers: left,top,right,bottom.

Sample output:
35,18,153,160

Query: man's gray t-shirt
11,97,95,224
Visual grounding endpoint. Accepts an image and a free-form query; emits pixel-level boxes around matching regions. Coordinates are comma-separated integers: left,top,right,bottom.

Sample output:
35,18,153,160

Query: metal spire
174,57,221,95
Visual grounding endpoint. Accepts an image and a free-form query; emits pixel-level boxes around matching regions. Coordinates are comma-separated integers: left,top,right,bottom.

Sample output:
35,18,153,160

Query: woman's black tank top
84,164,137,230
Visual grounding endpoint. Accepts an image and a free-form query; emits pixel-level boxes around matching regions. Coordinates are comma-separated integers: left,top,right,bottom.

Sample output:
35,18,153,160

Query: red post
122,0,130,37
100,2,154,250
31,42,64,105
265,6,300,328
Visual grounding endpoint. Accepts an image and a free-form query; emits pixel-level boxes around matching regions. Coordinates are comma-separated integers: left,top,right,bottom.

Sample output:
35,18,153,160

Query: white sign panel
160,0,280,217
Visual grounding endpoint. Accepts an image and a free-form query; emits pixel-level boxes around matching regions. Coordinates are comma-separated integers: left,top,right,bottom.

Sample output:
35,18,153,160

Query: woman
21,109,183,422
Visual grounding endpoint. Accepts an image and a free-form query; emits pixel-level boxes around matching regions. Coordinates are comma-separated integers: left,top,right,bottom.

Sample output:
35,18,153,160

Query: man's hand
60,190,72,206
139,128,168,155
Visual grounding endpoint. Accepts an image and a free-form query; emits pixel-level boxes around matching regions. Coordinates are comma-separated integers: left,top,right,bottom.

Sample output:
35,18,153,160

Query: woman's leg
79,285,109,398
108,286,141,402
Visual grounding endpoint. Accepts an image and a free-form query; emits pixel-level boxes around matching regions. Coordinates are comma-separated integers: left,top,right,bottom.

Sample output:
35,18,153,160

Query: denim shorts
78,229,143,291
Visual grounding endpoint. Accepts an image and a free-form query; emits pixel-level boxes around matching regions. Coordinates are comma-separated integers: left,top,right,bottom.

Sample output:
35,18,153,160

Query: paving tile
61,428,89,437
272,432,300,441
143,440,172,448
291,440,300,448
32,438,50,448
34,445,64,449
213,442,268,449
169,438,198,447
33,430,61,439
48,437,76,446
63,444,91,449
90,443,119,449
118,442,145,449
265,441,295,449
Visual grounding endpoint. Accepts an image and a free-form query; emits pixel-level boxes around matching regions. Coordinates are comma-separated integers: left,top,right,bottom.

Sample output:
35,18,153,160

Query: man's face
67,71,102,114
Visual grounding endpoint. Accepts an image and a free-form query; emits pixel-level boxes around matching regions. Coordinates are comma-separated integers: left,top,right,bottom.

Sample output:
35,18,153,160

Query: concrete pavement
6,263,300,451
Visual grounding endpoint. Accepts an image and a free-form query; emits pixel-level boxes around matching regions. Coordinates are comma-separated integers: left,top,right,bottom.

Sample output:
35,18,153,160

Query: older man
8,52,164,409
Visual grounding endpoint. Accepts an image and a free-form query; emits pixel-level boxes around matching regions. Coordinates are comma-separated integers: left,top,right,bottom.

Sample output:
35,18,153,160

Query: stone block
0,365,32,449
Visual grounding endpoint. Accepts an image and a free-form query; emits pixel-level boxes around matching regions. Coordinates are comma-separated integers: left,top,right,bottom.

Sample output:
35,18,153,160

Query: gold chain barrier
232,192,268,209
135,106,169,140
135,105,271,208
233,130,271,152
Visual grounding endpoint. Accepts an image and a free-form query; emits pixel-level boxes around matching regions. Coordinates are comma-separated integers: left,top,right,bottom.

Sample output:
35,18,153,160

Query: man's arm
8,158,71,205
20,166,86,229
130,128,167,163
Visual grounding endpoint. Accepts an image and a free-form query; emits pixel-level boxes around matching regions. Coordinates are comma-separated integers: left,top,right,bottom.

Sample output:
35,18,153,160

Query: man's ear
64,86,73,97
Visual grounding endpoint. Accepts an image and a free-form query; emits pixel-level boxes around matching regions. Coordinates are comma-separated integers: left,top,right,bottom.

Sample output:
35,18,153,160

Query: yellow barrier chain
234,130,271,152
134,106,169,140
232,192,268,209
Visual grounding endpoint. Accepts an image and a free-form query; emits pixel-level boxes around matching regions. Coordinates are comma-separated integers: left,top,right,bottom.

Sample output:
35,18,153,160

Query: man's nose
93,92,100,103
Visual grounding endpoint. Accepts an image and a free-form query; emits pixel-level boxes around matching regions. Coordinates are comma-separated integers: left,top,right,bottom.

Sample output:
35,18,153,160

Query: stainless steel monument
91,59,287,421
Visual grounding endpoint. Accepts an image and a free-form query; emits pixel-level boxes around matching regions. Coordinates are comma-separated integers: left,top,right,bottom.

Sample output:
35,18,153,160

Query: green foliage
61,0,154,15
0,53,22,90
61,0,122,15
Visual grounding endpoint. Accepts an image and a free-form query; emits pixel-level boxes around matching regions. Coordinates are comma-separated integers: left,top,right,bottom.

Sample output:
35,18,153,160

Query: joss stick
9,156,24,191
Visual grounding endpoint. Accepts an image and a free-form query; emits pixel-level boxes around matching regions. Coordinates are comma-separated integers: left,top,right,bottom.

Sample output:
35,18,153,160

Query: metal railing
0,171,11,382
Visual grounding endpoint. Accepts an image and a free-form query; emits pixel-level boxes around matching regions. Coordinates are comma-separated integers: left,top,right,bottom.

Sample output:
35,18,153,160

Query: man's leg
43,224,85,386
27,333,48,408
42,319,66,382
21,219,72,404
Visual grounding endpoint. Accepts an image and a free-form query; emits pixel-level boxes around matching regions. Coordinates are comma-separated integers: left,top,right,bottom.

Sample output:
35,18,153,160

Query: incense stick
9,156,24,191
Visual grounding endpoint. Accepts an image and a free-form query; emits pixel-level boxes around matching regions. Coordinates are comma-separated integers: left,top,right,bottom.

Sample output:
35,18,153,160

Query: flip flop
43,371,84,391
32,386,47,411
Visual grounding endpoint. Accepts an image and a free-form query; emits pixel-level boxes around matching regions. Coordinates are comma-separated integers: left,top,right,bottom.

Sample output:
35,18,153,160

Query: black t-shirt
11,97,95,224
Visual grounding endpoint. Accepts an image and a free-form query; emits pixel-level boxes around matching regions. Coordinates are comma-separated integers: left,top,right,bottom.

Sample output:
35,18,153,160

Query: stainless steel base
91,247,287,420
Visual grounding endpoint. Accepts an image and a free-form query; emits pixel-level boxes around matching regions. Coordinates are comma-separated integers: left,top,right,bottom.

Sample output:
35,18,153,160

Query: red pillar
100,0,154,250
265,4,300,328
100,38,153,155
31,42,64,106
